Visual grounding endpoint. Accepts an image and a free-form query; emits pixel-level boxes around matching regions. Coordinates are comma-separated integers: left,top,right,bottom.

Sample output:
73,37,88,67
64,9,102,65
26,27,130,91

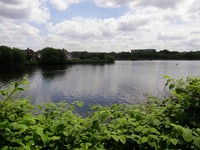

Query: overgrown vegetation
109,50,200,60
1,45,200,66
39,47,68,64
70,52,115,64
0,46,25,64
0,76,200,149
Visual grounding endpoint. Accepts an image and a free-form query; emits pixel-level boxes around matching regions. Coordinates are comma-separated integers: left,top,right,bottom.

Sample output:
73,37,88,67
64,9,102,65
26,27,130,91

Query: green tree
105,55,115,63
58,50,67,64
0,45,14,64
12,48,25,63
40,47,59,64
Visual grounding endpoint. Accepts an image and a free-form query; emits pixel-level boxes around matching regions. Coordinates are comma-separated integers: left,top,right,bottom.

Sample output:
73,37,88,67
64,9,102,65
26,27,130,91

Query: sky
0,0,199,52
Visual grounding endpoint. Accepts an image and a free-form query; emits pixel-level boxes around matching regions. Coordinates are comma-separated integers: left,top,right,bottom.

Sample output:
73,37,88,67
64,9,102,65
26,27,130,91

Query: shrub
0,46,14,64
0,76,200,149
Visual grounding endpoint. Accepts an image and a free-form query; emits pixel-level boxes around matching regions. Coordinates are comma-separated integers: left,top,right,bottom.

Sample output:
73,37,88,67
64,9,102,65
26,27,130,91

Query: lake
1,60,200,110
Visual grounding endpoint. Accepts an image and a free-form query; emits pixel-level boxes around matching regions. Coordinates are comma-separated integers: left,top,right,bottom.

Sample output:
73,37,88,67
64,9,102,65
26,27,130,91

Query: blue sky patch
49,1,128,23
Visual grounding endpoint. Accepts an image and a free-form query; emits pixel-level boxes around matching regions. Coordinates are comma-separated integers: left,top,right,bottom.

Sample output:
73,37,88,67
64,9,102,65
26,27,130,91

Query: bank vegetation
0,76,200,149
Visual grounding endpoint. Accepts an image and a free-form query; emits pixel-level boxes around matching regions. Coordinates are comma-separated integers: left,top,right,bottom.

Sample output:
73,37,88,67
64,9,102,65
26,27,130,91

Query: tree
13,48,25,63
105,55,115,63
40,47,59,64
58,50,67,64
0,45,14,64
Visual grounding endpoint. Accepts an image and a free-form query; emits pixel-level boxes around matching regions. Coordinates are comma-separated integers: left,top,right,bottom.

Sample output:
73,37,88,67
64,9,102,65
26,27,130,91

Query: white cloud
117,15,148,32
93,0,131,8
186,38,200,50
50,0,80,10
157,32,185,41
93,0,183,9
135,0,182,9
0,0,50,23
33,0,199,52
0,0,200,52
0,19,40,48
29,0,50,23
47,18,101,39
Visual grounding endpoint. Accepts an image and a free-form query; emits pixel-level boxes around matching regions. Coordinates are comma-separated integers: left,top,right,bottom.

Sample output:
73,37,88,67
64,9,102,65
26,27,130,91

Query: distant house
61,49,73,60
24,48,37,61
131,49,156,53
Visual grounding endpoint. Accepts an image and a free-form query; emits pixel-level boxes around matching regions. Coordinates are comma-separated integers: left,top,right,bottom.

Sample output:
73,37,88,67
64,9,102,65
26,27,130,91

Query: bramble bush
0,76,200,149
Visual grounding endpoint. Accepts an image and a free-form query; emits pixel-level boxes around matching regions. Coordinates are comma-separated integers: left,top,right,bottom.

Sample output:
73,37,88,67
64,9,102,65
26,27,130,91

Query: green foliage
105,55,115,63
0,76,200,149
39,47,68,64
0,45,14,64
70,52,115,64
13,48,26,63
40,47,59,64
109,50,200,60
57,50,67,64
0,46,25,64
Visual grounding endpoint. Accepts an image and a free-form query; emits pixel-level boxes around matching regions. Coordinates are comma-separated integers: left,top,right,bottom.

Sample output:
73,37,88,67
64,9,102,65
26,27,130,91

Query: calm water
1,61,200,109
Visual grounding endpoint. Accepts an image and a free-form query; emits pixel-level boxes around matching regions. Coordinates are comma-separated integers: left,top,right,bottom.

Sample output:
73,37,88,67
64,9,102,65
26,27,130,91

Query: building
61,49,73,60
24,48,37,61
131,49,156,53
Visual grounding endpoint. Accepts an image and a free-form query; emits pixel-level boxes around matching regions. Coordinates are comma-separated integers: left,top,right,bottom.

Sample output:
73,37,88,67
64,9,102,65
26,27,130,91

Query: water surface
1,61,200,108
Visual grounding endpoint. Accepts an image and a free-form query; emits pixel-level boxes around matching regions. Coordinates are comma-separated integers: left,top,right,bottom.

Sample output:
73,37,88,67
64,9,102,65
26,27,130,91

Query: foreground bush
0,76,200,149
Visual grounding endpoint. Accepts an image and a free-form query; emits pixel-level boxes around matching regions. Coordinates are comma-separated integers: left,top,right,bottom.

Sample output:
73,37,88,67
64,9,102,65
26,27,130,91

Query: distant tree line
108,49,200,60
70,51,115,63
0,46,115,65
1,45,200,65
0,46,68,65
0,46,25,64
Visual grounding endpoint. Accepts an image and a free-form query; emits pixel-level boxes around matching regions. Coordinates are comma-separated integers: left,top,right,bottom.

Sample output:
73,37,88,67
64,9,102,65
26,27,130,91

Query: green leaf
8,114,16,121
182,128,193,142
135,125,143,132
119,135,126,144
163,75,170,79
56,124,65,132
194,137,200,148
169,84,175,89
150,128,160,135
175,88,184,94
153,119,161,126
17,87,24,91
197,128,200,134
100,111,108,121
90,105,102,110
0,90,8,97
142,127,149,133
14,82,19,88
170,139,178,145
17,124,28,133
171,124,183,136
23,145,31,150
50,136,60,141
76,101,84,107
63,131,69,136
24,136,32,141
36,127,48,143
112,135,119,142
141,137,148,143
36,127,44,137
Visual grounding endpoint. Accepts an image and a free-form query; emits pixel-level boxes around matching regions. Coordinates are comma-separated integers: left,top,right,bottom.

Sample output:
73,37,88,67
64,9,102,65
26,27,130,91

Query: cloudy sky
0,0,199,52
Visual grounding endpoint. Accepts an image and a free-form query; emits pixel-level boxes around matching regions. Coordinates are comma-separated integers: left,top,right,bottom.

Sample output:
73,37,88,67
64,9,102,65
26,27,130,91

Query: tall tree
0,46,14,64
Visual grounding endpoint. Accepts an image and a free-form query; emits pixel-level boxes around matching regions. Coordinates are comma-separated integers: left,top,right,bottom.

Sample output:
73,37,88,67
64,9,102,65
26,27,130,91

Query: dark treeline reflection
40,65,69,80
0,65,37,85
0,65,69,88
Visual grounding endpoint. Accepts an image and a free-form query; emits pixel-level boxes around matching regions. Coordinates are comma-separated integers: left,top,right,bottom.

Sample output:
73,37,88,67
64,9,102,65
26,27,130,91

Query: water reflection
1,61,200,114
0,65,37,87
40,65,69,80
